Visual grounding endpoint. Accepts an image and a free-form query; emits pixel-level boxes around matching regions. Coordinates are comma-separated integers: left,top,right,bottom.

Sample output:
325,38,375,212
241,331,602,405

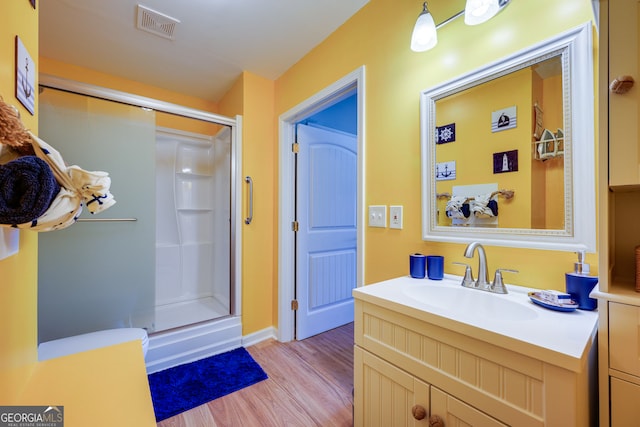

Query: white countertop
353,274,599,372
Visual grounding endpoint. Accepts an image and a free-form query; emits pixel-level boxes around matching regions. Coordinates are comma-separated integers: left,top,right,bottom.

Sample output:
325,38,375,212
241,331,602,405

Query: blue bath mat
148,347,268,422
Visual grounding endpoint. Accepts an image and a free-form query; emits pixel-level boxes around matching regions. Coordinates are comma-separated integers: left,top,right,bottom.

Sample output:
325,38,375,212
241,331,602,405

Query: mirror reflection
420,23,595,251
434,55,565,230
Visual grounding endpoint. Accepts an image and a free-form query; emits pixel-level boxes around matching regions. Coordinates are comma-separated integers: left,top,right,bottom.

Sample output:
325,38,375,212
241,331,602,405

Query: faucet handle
491,268,518,294
452,262,475,288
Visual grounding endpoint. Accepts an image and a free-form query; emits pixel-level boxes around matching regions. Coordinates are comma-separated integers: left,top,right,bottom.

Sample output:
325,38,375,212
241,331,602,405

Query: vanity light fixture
410,2,438,52
410,0,511,52
464,0,500,25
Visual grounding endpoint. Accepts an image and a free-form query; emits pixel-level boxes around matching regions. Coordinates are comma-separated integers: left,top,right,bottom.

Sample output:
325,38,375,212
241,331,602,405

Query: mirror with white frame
420,23,595,251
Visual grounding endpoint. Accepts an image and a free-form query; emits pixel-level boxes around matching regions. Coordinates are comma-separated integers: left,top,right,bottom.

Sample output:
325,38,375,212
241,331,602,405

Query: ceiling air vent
136,4,180,40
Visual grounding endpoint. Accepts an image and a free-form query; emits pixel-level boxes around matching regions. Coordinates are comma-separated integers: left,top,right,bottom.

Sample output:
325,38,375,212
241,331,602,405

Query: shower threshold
154,296,229,332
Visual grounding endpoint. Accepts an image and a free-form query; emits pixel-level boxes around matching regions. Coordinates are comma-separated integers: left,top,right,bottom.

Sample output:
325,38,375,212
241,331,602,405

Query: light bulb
411,4,438,52
464,0,500,25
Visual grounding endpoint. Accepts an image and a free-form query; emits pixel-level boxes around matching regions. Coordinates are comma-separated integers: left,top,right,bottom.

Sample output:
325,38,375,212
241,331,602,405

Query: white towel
470,193,495,218
446,196,467,219
0,132,116,231
68,166,116,214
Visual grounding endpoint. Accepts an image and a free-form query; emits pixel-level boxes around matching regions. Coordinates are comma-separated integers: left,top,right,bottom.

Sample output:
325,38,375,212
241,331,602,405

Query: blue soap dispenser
565,250,598,310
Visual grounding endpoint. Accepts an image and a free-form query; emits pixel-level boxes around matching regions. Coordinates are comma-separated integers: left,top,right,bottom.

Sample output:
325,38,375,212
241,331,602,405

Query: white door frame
277,66,366,342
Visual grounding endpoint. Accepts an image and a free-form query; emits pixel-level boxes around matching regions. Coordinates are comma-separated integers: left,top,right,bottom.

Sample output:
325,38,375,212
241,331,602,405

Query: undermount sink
402,280,539,321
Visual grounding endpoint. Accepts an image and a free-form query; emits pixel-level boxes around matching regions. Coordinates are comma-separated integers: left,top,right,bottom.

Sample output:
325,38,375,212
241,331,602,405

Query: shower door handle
245,176,253,225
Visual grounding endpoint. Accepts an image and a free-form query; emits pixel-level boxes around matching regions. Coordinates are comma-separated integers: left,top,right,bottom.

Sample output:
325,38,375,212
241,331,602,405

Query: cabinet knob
610,75,635,94
411,404,427,420
429,414,445,427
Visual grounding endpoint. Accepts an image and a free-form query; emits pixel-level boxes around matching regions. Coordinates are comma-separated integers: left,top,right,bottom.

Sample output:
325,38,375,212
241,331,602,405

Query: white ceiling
39,0,369,102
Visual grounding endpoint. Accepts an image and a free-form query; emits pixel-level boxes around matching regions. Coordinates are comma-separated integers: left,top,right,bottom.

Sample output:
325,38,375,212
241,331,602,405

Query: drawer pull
411,404,427,420
429,415,445,427
610,75,635,94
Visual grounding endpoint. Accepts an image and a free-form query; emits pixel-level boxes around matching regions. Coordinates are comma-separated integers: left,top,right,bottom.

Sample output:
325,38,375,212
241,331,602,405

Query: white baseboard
242,326,278,348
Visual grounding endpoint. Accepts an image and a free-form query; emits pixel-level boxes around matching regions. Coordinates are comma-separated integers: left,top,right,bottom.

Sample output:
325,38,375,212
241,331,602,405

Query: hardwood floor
157,322,354,427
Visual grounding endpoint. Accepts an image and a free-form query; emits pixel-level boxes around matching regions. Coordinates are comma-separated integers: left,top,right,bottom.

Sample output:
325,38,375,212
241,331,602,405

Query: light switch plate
0,228,19,260
389,205,403,229
369,205,386,228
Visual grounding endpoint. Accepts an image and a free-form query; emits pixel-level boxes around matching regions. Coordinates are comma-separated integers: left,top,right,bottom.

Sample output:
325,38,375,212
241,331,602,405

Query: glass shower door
38,88,157,342
38,86,234,343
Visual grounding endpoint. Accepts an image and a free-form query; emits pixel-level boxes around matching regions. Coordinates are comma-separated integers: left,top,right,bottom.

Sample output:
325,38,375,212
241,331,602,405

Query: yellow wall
542,74,566,229
0,0,40,403
221,71,277,333
40,58,218,113
275,0,597,289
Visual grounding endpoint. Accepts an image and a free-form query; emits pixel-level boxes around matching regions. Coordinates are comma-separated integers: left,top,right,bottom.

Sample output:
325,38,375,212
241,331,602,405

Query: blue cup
410,254,426,279
427,255,444,280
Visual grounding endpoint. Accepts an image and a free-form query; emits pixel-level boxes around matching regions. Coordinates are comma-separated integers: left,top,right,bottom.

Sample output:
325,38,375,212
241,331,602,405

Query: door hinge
292,221,299,232
292,142,300,153
291,299,299,310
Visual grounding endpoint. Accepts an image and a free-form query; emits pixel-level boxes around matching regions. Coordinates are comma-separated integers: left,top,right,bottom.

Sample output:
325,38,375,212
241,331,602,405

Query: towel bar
77,218,137,222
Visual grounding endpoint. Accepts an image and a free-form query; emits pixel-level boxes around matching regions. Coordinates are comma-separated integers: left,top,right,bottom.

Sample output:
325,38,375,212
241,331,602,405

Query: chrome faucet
461,242,518,294
464,242,490,289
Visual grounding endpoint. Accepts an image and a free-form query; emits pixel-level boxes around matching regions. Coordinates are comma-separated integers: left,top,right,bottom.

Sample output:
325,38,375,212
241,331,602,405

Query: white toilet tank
38,328,149,361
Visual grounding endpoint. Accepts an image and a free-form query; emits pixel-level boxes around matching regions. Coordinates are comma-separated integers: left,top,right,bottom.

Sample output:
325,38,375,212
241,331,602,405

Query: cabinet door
354,347,430,427
611,377,640,426
609,302,640,376
609,0,640,186
431,386,508,427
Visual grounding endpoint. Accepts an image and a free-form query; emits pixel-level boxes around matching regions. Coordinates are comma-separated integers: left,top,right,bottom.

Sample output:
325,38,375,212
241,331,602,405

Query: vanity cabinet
594,0,640,425
353,295,595,426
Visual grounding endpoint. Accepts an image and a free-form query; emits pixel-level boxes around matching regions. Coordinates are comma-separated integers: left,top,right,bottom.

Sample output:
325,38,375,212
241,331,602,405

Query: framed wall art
493,149,518,174
15,36,35,115
491,106,517,132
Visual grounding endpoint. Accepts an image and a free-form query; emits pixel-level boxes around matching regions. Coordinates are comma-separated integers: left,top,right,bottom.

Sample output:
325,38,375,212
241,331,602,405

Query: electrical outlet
389,205,403,229
368,205,386,228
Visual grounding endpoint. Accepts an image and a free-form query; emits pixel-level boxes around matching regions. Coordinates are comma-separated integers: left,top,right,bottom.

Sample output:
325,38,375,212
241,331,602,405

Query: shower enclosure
37,78,241,372
155,126,231,331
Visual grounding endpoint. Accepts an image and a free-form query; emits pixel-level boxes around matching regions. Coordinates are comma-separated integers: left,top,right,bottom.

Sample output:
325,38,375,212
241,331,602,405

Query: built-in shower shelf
176,174,213,210
156,242,180,248
176,172,213,178
181,241,213,247
177,208,213,212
